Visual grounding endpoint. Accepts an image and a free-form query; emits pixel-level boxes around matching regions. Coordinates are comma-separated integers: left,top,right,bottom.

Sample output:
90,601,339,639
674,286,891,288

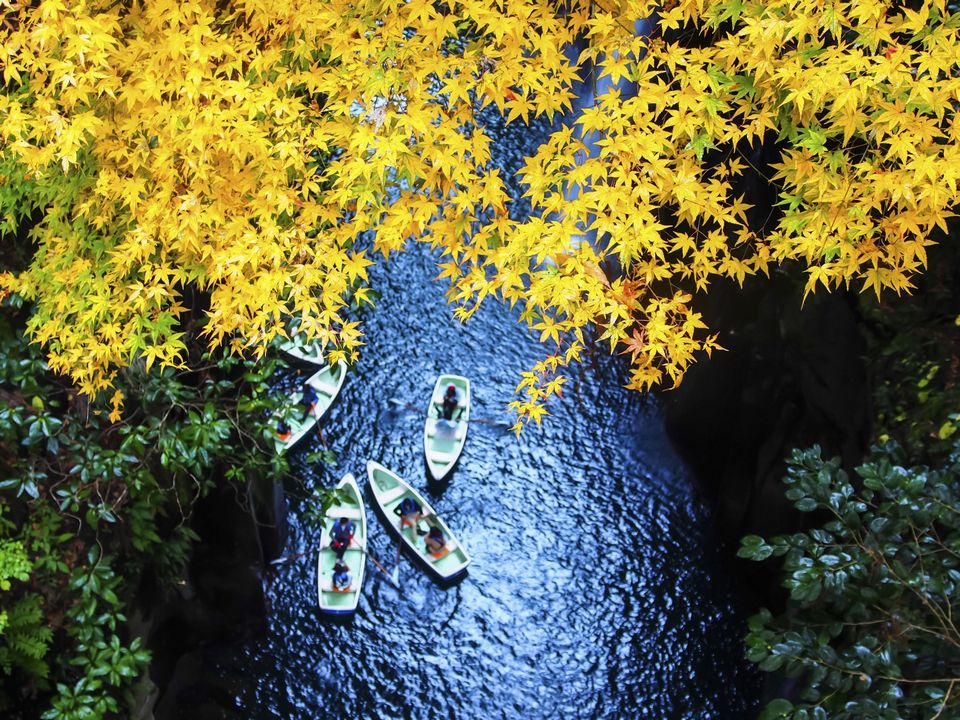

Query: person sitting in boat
276,419,292,441
424,526,446,557
329,516,355,560
301,382,319,416
394,497,427,534
438,384,461,421
332,560,352,592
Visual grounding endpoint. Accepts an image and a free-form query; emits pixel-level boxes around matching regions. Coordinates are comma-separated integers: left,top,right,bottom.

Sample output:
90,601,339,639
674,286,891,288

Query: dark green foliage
0,594,52,679
860,247,960,466
302,485,351,530
740,444,960,719
0,306,290,718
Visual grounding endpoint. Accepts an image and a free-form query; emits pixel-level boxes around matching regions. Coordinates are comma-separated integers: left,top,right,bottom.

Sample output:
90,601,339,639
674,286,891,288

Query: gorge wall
659,273,872,601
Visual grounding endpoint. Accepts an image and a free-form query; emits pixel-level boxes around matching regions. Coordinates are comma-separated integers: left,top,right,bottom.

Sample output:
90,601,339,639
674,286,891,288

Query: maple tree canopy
1,0,958,428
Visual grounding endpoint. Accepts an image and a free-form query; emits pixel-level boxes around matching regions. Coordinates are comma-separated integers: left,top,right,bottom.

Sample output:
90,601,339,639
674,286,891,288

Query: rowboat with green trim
423,374,470,481
366,460,470,581
277,319,326,366
273,363,347,453
317,473,366,615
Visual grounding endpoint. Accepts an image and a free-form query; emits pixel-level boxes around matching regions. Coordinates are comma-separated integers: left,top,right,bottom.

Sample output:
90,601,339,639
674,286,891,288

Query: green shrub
741,443,960,719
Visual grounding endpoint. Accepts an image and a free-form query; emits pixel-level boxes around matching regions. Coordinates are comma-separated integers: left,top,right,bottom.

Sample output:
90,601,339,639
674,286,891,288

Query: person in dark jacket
425,526,446,556
394,496,426,535
439,384,460,421
301,383,319,416
329,516,355,560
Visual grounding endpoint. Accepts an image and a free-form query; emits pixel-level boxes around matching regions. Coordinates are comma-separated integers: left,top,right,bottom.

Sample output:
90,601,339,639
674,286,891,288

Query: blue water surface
213,239,760,719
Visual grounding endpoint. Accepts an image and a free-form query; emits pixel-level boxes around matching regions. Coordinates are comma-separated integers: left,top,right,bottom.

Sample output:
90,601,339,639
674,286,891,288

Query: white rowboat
273,362,347,453
277,317,326,366
423,374,470,481
366,460,470,581
278,334,325,366
317,473,366,615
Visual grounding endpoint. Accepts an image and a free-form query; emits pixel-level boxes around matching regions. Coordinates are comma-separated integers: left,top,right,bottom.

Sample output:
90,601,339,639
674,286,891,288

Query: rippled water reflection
213,243,759,718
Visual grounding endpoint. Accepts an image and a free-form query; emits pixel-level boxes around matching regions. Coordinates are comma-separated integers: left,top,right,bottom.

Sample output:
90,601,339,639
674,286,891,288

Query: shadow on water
424,471,453,497
313,611,357,629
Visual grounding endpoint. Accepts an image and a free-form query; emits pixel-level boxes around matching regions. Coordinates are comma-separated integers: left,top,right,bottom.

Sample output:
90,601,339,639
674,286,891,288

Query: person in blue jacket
301,383,319,416
329,516,355,560
332,561,352,591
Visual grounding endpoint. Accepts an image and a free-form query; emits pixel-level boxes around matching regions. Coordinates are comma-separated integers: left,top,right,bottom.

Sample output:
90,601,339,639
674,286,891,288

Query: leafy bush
740,444,960,719
0,309,290,717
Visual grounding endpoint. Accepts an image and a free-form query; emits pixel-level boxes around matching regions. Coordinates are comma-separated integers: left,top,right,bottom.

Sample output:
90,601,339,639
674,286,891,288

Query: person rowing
394,496,427,536
301,382,319,416
438,384,462,422
329,516,355,560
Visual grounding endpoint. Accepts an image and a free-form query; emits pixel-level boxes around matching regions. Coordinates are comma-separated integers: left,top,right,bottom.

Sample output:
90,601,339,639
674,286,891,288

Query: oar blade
388,397,422,414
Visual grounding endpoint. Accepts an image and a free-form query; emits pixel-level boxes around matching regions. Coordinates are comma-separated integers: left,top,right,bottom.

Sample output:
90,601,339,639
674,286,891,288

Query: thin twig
931,679,956,720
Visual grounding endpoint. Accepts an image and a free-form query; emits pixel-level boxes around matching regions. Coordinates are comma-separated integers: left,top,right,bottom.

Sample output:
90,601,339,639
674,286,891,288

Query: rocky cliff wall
660,274,872,600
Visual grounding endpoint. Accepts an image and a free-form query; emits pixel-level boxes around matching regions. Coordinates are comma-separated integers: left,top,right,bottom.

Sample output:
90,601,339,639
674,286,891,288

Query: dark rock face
660,274,871,590
148,477,286,719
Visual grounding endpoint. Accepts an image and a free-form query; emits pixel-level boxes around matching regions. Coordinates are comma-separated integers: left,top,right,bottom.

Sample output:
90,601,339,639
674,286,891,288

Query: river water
212,242,760,718
210,92,760,717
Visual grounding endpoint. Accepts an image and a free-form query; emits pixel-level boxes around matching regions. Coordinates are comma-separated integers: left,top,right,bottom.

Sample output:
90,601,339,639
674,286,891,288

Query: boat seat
426,421,466,440
310,379,339,397
318,579,353,593
326,507,362,520
378,485,407,505
427,449,459,464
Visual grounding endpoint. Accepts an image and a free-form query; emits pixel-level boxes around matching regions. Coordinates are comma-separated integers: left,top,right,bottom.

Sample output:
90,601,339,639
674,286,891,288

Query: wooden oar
392,535,402,586
389,398,421,413
270,550,308,565
355,539,400,590
365,550,399,590
473,417,512,426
